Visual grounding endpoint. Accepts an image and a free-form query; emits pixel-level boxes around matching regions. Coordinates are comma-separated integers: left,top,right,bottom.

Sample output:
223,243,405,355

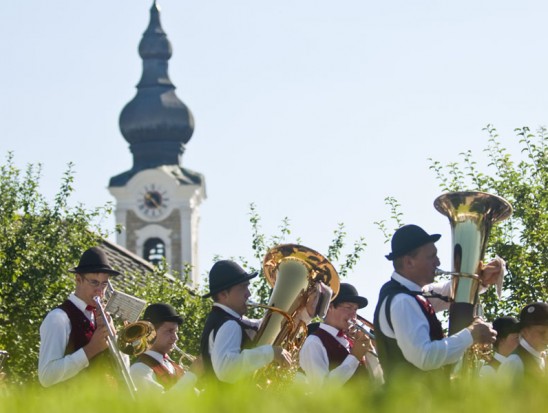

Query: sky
1,1,547,320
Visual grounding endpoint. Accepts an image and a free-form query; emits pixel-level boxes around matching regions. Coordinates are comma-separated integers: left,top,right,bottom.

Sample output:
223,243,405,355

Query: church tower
109,1,206,285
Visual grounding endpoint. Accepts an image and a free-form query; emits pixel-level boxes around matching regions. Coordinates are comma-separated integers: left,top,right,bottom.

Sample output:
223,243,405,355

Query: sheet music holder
105,288,147,324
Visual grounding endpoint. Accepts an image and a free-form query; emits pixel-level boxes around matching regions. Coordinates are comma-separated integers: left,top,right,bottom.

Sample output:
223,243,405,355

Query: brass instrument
93,296,137,399
118,321,156,356
173,344,197,371
434,191,512,335
349,315,376,341
253,244,340,351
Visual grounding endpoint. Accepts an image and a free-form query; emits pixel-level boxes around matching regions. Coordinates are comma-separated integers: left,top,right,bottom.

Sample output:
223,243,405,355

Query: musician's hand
189,355,204,377
83,326,109,360
305,284,321,318
350,331,373,360
272,346,292,367
479,257,506,286
468,318,497,345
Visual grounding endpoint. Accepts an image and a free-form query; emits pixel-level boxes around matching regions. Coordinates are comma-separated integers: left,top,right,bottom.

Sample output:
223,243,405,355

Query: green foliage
2,371,548,413
0,153,110,384
428,125,548,317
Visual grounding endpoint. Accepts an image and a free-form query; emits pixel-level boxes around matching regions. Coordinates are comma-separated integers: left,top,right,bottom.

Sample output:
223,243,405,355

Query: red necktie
337,330,345,337
85,305,97,327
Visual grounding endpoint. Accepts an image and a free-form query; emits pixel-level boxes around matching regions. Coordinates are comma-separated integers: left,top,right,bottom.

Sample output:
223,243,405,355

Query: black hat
519,302,548,327
332,283,368,309
202,260,258,298
143,303,183,325
69,247,121,276
492,316,520,338
386,224,441,261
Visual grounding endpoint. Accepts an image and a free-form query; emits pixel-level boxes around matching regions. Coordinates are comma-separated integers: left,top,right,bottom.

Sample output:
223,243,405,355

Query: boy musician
299,283,380,387
130,303,199,393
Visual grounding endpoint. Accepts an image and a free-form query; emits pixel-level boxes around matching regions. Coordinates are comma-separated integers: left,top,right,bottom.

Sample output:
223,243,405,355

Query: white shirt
38,293,92,387
377,272,473,371
498,336,545,379
130,350,197,393
479,352,507,378
298,323,360,387
208,303,274,383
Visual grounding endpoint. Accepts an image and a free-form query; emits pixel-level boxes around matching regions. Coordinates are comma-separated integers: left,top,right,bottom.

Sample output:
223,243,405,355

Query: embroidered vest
57,300,116,382
373,279,446,382
136,353,185,390
312,328,368,385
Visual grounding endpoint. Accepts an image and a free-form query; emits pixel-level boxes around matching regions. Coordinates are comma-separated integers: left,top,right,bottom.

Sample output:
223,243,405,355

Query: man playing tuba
373,225,501,383
199,260,293,385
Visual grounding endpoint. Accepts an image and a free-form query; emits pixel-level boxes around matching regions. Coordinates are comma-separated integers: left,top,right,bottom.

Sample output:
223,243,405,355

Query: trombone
93,296,137,399
348,314,375,341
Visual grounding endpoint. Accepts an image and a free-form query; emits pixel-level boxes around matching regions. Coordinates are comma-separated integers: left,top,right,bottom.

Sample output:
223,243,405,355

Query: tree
428,125,548,318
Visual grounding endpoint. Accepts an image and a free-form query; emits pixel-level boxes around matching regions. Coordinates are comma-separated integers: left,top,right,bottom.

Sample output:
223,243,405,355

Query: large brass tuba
434,191,512,335
251,244,340,352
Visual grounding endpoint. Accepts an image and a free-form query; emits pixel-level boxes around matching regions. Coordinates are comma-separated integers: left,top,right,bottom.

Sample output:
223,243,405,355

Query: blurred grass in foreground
1,374,548,413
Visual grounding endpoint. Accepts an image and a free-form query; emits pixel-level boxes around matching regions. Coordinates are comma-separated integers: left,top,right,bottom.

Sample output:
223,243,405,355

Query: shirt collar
520,336,545,360
213,302,242,319
319,323,340,338
392,271,423,292
493,352,507,363
144,350,165,364
68,293,89,314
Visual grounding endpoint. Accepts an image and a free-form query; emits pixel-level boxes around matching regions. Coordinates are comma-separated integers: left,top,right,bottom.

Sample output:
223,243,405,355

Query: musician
479,316,520,378
298,283,382,387
498,302,548,380
373,224,499,382
130,303,199,393
199,260,292,384
38,247,118,387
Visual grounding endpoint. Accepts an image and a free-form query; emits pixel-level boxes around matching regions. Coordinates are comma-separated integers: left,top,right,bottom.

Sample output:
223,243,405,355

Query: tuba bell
252,244,340,352
434,191,512,335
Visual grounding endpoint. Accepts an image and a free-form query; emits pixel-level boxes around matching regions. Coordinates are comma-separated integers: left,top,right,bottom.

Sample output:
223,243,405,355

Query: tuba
434,191,512,335
252,244,340,353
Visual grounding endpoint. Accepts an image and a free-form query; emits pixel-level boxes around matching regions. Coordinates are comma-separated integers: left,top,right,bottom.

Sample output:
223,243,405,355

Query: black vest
199,306,254,382
373,279,446,382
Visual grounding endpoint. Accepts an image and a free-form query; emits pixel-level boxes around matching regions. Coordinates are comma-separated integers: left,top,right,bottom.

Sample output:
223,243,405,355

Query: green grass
2,374,548,413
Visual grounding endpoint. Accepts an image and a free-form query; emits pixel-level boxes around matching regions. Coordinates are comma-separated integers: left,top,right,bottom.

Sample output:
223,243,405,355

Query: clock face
137,184,169,218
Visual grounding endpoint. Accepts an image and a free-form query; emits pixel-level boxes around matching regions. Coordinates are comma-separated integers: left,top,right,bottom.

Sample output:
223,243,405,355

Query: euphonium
434,191,512,335
252,244,340,352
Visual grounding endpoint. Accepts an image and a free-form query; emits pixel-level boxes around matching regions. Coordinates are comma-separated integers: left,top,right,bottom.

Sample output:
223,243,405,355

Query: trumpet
173,344,197,369
93,296,137,399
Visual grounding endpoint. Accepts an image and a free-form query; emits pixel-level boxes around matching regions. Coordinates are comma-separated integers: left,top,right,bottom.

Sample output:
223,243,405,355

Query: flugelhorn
93,296,137,399
434,191,512,335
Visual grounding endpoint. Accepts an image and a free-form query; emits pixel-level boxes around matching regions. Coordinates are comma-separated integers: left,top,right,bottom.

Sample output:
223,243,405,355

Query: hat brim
69,266,121,276
334,295,368,309
202,272,258,298
385,234,441,261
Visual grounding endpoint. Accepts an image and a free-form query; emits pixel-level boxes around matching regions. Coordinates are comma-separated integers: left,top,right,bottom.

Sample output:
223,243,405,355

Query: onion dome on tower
110,0,202,187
